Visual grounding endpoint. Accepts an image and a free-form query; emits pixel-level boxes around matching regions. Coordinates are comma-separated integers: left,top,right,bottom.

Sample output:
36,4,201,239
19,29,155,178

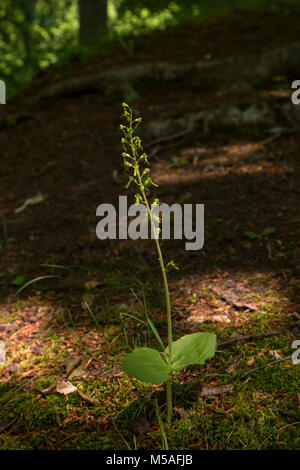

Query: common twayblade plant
120,103,216,425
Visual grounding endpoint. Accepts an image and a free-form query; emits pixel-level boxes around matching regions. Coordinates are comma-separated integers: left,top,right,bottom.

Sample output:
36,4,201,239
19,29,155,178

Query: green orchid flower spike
120,103,217,425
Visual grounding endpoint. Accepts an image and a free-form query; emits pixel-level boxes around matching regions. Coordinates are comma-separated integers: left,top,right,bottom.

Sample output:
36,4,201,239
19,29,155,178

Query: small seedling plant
120,103,216,424
245,227,276,241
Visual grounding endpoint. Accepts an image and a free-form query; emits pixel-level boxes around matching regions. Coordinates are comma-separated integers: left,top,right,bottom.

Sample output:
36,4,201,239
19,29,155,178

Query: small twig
149,141,184,159
272,408,300,419
98,368,114,377
274,103,298,129
0,415,20,433
260,421,300,448
145,129,190,149
218,330,280,347
0,407,20,433
241,356,291,378
259,131,282,146
0,377,36,407
33,388,47,398
206,351,246,381
56,413,62,427
41,384,57,396
65,358,82,379
275,421,300,432
36,358,83,397
77,389,97,405
258,127,296,147
225,351,246,372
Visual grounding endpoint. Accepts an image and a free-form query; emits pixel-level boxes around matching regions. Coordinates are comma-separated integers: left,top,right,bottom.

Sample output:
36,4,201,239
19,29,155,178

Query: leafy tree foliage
0,0,288,95
0,0,77,94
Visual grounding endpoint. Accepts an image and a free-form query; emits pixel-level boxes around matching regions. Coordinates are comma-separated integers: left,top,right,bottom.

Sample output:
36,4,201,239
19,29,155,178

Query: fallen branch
241,355,292,378
0,407,20,433
24,42,300,103
144,101,300,138
218,330,281,347
2,42,300,135
206,351,246,380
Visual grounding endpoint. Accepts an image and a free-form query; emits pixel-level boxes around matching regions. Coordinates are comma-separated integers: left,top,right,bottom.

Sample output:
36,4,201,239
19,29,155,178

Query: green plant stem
130,130,173,424
166,380,172,426
144,193,173,425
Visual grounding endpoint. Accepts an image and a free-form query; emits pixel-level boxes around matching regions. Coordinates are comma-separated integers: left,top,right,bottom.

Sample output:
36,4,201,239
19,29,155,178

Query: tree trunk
19,0,36,65
78,0,107,47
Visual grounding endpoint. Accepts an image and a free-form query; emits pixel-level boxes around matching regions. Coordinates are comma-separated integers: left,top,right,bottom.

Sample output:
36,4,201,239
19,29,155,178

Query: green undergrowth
0,281,299,449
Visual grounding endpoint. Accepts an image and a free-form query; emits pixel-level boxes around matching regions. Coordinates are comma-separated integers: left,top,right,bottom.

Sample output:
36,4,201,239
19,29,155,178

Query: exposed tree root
143,101,300,138
1,43,299,134
30,42,300,102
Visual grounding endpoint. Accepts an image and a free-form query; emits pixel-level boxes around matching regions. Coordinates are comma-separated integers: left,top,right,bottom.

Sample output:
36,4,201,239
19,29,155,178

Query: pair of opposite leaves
122,332,217,385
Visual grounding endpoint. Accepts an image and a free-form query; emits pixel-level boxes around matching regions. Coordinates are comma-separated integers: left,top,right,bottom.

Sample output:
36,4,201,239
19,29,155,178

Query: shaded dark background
0,0,290,95
0,0,299,451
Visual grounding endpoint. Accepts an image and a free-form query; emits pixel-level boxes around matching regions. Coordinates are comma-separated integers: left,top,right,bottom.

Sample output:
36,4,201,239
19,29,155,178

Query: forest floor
0,2,299,450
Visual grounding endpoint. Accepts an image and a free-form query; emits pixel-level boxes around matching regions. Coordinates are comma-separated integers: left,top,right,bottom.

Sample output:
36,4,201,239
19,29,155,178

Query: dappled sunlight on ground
170,269,292,328
152,140,289,186
0,1,299,449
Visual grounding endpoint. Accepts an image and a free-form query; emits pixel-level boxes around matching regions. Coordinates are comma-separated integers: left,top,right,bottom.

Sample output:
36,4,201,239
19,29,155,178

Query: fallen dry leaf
174,407,192,420
6,363,21,375
201,384,233,397
84,280,99,290
247,356,255,366
56,380,77,395
14,192,45,214
0,322,18,333
270,350,281,360
29,343,44,356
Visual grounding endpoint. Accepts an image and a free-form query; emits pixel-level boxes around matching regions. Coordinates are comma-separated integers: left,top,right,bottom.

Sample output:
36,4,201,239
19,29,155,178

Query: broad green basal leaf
165,332,217,372
122,347,171,385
